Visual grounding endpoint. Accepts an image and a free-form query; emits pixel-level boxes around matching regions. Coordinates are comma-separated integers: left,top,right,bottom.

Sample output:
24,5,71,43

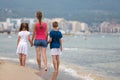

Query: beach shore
0,59,118,80
0,60,43,80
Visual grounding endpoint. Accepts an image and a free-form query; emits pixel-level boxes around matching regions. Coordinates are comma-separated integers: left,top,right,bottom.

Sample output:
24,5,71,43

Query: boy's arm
47,31,52,44
59,39,62,51
47,38,52,44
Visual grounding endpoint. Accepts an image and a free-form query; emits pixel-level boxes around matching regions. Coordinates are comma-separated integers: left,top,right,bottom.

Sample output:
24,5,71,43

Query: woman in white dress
16,23,32,66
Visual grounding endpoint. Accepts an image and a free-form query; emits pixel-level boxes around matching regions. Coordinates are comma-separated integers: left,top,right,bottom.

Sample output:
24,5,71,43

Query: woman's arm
45,25,48,41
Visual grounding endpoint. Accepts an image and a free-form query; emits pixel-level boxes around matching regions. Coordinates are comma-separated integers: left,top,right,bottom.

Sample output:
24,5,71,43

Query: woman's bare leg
35,47,41,70
41,48,47,71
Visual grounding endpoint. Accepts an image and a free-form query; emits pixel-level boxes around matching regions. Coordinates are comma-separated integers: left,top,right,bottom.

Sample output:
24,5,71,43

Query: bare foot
44,68,47,71
0,60,3,64
37,64,42,70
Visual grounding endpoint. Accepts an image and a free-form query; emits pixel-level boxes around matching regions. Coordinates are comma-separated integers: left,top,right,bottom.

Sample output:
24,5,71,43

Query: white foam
0,57,18,61
27,59,36,64
64,48,78,51
102,35,105,38
80,73,94,80
64,68,79,78
60,65,94,80
8,35,12,38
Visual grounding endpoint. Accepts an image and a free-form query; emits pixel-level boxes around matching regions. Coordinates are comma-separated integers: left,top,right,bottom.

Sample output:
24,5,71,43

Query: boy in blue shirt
48,21,62,73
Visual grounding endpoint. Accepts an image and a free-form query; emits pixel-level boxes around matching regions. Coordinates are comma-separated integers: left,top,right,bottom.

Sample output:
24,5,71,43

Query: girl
32,11,48,71
48,21,62,73
16,23,32,66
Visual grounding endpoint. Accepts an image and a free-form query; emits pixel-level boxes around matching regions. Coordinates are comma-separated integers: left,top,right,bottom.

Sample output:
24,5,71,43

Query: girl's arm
28,35,32,47
17,36,20,48
32,24,36,43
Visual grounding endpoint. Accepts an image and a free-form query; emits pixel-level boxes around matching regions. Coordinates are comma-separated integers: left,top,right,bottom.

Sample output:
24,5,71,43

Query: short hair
52,21,58,28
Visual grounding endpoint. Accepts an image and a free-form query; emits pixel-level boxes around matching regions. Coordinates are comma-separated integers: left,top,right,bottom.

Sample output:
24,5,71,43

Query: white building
0,18,90,34
6,18,35,31
100,21,120,33
0,22,8,30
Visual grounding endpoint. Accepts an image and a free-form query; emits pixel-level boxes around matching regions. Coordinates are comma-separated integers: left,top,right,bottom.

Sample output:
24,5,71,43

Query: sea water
0,33,120,80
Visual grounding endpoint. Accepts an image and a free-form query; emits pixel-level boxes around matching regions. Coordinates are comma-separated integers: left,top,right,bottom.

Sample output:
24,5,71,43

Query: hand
47,41,50,44
30,42,33,47
31,44,33,47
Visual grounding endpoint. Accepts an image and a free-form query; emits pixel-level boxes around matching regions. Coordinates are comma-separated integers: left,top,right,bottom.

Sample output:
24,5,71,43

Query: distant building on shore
69,21,90,34
6,18,35,32
0,18,91,34
0,22,11,34
100,21,120,33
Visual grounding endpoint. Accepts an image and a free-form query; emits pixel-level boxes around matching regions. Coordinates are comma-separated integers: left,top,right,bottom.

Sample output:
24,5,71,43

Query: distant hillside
0,8,21,21
0,0,120,24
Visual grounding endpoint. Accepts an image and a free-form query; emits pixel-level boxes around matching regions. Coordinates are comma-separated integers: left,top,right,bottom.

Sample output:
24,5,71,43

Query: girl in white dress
16,23,32,66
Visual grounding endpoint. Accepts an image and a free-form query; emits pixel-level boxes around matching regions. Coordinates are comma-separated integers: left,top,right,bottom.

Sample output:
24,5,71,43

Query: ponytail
36,11,42,29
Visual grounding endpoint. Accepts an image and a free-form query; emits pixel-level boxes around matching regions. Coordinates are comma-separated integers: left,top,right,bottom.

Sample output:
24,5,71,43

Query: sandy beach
0,60,43,80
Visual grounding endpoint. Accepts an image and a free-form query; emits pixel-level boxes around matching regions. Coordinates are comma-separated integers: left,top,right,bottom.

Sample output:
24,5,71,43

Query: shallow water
0,33,120,80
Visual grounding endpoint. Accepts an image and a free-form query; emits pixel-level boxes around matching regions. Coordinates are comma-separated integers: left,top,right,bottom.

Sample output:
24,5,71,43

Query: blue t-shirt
49,30,62,49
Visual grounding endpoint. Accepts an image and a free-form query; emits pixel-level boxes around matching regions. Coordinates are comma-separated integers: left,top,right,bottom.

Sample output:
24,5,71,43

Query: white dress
16,31,30,56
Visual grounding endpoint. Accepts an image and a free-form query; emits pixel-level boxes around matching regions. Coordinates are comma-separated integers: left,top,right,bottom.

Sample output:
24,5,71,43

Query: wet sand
0,60,43,80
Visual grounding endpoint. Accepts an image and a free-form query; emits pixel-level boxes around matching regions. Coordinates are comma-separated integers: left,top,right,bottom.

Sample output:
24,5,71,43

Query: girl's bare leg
22,54,26,66
19,54,22,66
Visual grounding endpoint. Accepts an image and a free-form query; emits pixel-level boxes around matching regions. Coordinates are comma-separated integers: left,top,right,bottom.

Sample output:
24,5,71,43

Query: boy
48,21,62,73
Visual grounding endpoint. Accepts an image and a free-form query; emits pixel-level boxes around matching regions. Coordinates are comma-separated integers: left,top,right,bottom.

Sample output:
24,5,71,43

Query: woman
32,11,48,71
